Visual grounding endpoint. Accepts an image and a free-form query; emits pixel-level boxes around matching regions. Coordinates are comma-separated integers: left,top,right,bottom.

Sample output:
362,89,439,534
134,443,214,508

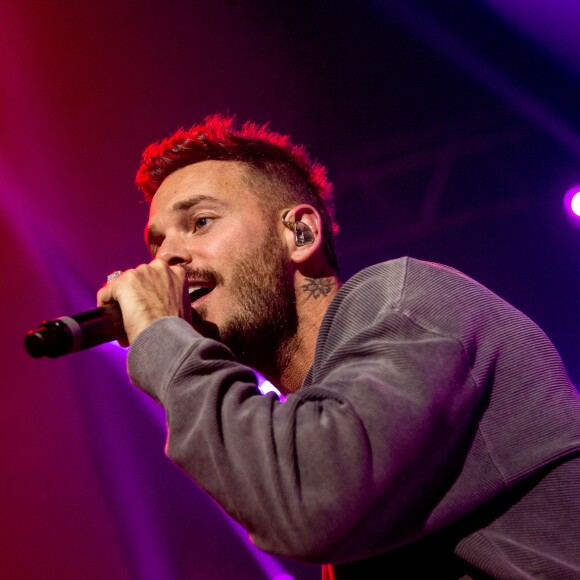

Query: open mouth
188,285,214,304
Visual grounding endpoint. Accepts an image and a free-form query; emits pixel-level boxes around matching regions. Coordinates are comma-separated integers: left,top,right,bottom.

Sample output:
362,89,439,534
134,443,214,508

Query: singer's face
146,160,297,365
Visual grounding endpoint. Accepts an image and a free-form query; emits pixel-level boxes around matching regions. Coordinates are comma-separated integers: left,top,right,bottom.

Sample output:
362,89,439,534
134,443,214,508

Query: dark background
2,1,578,578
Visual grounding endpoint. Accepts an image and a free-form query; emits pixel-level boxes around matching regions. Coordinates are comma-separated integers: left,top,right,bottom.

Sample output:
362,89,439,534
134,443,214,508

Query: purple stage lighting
564,185,580,226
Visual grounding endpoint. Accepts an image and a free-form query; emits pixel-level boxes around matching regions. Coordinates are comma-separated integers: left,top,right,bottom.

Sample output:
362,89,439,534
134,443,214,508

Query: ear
281,204,324,265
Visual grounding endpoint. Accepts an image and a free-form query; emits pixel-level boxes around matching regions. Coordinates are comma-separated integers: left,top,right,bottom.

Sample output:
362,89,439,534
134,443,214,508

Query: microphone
25,303,125,358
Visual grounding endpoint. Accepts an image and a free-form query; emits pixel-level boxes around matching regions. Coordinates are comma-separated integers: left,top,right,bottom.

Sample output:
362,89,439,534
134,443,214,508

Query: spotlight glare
571,192,580,217
563,184,580,226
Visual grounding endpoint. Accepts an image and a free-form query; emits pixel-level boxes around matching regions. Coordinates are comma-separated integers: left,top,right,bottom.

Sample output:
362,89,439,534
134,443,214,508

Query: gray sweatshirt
129,257,580,578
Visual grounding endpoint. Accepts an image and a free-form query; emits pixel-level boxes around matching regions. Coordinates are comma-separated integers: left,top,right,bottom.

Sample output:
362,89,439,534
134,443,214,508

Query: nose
156,236,193,266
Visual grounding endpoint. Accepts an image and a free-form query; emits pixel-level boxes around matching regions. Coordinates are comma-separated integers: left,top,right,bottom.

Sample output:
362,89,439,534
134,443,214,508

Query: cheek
207,232,256,269
209,224,245,256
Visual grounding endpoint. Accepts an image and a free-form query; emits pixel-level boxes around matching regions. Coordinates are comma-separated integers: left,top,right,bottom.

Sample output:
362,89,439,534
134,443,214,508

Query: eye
193,216,213,231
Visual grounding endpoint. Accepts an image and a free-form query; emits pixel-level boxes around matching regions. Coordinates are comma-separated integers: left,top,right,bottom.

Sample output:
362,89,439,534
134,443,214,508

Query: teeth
188,285,213,302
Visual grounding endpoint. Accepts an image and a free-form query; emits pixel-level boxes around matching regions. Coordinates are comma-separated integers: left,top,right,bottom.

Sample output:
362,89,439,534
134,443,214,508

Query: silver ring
106,270,123,284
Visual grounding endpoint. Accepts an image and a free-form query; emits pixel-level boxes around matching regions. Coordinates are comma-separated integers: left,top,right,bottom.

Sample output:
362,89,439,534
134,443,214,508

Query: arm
128,304,485,564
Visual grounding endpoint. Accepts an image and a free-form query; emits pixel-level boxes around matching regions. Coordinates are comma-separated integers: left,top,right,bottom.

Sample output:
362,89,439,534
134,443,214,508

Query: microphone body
25,304,125,358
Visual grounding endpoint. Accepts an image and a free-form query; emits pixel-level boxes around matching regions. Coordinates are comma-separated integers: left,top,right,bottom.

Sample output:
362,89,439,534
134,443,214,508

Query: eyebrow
145,194,226,247
170,194,226,213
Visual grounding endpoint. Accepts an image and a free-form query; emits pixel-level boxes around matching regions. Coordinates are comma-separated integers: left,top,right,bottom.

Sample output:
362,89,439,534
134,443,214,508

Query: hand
97,259,192,345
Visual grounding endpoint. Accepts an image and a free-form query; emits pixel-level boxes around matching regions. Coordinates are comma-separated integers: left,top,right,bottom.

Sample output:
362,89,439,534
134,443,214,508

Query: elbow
248,502,362,563
251,529,344,563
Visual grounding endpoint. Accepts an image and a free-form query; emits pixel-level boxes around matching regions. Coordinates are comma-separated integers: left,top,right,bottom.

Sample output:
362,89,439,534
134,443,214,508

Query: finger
97,283,115,307
148,258,186,282
149,257,173,272
97,268,129,305
147,259,188,296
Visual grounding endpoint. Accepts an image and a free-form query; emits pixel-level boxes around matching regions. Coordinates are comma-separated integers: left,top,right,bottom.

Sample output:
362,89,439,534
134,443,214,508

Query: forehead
150,160,259,217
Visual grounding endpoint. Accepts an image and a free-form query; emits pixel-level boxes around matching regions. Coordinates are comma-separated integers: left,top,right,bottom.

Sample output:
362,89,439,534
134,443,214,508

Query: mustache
182,266,225,287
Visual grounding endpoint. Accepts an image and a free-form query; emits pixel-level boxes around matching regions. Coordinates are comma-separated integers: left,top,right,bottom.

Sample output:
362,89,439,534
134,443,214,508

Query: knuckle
151,258,168,270
133,264,149,276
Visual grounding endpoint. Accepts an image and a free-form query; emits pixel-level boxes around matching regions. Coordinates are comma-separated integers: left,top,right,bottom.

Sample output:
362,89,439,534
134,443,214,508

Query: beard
187,226,298,378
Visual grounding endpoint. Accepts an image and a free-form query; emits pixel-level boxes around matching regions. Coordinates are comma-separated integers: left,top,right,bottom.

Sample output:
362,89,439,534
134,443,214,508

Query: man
98,115,580,578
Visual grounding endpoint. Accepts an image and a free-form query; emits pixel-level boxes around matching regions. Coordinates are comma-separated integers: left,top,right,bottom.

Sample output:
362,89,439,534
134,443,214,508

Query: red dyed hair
136,114,339,269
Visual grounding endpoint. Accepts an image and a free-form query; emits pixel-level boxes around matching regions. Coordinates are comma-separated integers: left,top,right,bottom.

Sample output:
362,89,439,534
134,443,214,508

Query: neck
270,272,341,395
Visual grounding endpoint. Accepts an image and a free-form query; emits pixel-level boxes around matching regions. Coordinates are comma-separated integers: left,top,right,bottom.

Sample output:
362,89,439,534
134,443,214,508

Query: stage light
258,377,286,402
571,192,580,217
564,185,580,226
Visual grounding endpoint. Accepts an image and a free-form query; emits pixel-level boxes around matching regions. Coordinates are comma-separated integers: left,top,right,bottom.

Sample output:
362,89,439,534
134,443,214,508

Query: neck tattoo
301,277,335,300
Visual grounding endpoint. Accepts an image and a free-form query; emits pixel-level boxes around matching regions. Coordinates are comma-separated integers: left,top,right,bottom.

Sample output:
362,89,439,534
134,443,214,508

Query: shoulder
328,257,501,327
336,257,487,301
317,256,553,365
313,258,476,364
